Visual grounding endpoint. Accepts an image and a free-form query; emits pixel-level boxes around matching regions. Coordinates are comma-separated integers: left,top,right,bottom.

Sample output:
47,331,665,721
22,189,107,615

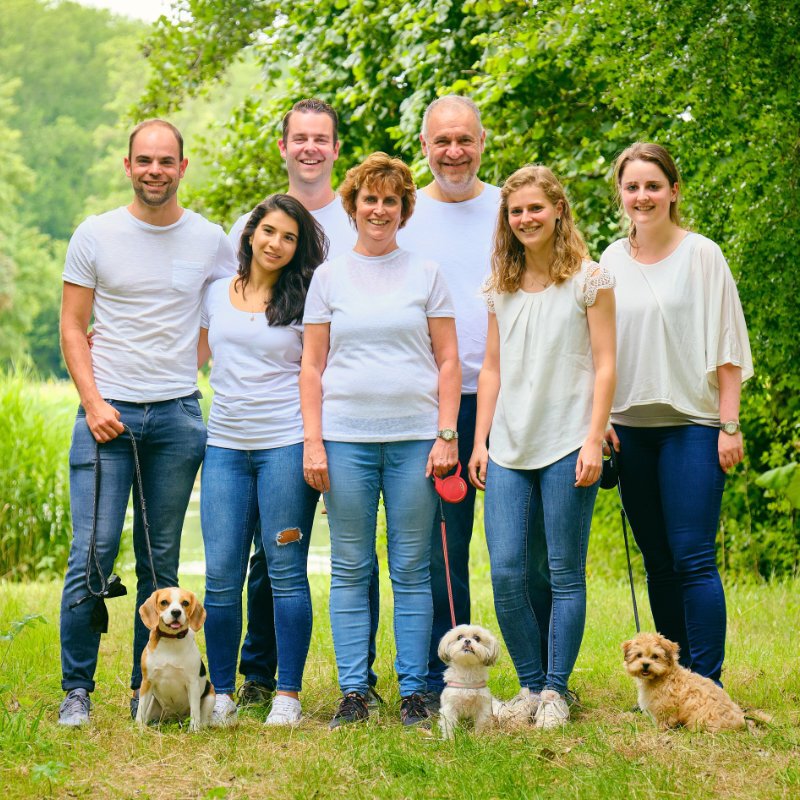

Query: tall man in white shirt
229,100,383,707
398,96,507,705
58,120,237,726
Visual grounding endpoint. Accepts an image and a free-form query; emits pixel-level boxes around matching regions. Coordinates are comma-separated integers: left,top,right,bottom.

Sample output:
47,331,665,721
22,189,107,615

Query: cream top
600,233,753,425
487,262,614,469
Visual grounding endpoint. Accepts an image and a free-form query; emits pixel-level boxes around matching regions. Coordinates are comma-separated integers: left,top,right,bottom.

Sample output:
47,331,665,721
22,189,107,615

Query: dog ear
621,640,633,659
437,631,453,664
484,635,500,666
659,635,680,664
139,591,160,630
187,596,207,631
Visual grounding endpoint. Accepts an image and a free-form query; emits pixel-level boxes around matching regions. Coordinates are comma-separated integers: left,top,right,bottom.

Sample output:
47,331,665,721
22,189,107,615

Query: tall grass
0,371,75,579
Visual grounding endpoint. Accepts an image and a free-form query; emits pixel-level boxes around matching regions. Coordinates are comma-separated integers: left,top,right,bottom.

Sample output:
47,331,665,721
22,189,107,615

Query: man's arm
60,282,124,443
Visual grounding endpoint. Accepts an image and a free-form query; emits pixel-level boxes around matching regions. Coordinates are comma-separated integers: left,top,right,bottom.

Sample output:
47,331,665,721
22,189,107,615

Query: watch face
721,421,739,435
439,429,456,441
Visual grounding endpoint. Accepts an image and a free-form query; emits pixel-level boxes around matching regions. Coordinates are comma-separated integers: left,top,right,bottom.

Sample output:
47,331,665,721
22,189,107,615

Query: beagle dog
136,587,215,730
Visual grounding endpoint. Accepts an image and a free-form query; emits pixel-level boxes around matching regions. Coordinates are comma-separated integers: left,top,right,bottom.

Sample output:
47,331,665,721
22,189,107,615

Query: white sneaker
496,688,541,726
211,694,239,727
534,689,569,729
265,694,302,726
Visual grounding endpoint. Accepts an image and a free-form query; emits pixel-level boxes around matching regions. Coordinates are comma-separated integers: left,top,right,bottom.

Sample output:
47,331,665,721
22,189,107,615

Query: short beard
430,163,478,195
133,182,177,208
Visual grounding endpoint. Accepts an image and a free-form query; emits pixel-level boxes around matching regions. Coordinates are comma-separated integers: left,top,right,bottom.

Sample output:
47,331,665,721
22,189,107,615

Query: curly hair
612,142,682,247
339,152,416,228
489,165,588,293
236,194,329,326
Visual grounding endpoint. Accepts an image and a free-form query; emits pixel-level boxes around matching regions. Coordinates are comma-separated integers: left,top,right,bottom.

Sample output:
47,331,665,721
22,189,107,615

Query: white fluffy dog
437,624,500,738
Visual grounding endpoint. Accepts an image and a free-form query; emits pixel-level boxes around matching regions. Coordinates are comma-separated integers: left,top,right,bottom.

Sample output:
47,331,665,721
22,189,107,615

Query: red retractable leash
433,463,468,629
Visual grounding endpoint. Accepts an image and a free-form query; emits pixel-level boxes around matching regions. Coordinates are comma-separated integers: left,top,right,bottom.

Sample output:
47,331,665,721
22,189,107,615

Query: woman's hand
426,438,458,478
606,424,620,452
575,438,603,487
718,430,744,473
303,439,330,493
468,443,488,490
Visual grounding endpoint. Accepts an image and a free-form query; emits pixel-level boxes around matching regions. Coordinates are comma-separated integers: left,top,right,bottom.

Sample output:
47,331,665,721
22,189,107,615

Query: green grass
1,514,798,800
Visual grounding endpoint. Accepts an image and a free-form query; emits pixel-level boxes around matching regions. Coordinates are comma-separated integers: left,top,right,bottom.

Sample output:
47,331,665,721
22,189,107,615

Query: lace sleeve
583,263,615,307
481,278,496,313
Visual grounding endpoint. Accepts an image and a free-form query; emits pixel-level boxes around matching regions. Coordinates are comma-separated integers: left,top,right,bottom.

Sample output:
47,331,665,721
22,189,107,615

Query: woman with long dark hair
198,194,328,727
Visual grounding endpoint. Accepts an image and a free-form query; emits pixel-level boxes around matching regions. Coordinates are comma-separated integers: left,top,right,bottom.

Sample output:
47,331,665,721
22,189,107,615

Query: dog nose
170,608,182,619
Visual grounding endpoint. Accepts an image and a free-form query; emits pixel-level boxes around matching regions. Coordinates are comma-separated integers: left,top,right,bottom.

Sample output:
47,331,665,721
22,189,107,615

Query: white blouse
487,262,614,470
600,233,753,425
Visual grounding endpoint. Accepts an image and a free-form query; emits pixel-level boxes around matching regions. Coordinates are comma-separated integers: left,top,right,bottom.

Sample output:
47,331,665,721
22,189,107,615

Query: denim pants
60,396,207,692
484,450,598,695
426,393,478,692
325,439,437,697
615,424,727,684
240,534,381,691
200,443,318,694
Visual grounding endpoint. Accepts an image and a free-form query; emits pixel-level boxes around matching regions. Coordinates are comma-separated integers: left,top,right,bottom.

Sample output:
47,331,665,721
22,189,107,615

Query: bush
0,370,74,579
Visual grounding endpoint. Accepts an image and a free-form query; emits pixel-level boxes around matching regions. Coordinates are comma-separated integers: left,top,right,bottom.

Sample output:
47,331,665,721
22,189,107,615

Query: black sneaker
130,689,139,721
237,680,275,707
58,688,91,727
420,690,441,715
400,693,430,728
329,692,369,729
365,686,384,711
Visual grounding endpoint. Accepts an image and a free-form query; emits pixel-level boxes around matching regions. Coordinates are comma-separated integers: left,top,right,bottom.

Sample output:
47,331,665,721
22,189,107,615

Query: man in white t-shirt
397,96,504,706
57,120,237,727
229,100,383,709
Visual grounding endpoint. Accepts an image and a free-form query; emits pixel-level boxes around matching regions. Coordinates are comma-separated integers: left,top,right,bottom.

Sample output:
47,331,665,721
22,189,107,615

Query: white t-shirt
228,195,356,260
62,207,236,403
201,278,304,449
303,248,455,442
487,262,615,470
398,184,501,393
600,233,753,425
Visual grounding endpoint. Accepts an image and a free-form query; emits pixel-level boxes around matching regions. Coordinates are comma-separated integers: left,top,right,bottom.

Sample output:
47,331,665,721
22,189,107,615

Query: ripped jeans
200,443,318,693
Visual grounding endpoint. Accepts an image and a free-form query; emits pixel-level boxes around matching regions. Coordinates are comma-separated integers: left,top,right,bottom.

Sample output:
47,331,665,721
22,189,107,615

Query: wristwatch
719,420,740,435
437,428,459,442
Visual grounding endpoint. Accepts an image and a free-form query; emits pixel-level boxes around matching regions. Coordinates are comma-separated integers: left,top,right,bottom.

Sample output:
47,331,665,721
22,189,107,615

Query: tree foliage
139,0,799,577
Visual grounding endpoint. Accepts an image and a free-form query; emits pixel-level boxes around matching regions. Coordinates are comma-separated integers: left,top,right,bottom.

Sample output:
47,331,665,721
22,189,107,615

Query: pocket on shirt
171,260,204,293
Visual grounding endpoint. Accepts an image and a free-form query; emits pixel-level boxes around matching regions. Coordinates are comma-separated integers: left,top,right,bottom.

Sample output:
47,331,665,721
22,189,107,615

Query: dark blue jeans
426,393,478,692
60,396,207,692
615,424,727,684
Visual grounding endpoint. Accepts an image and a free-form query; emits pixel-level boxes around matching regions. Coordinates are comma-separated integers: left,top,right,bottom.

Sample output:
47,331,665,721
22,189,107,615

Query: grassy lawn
1,507,798,800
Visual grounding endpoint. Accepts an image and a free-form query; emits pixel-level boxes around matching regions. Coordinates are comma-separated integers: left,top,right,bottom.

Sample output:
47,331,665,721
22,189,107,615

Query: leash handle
438,498,457,629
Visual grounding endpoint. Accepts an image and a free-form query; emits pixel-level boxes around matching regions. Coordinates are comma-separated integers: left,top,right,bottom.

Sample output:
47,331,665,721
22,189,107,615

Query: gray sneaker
58,688,91,727
237,680,274,707
420,690,441,715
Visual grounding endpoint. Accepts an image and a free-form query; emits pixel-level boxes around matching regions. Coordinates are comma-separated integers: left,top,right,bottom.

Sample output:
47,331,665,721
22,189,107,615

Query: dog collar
158,628,188,639
446,680,487,689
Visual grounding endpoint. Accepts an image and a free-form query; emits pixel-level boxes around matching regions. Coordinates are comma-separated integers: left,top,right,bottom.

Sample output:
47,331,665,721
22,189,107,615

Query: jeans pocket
171,260,204,293
178,396,204,419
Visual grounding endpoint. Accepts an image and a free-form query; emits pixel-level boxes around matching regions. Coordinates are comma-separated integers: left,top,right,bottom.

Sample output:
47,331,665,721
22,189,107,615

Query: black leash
602,444,640,633
69,424,159,633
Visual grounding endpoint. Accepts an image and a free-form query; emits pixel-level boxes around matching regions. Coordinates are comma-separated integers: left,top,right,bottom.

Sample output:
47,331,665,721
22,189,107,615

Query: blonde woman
469,165,615,728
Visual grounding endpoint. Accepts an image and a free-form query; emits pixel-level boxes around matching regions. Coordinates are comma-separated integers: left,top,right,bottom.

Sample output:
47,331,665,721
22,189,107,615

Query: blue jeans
60,396,207,692
615,424,727,684
240,535,380,691
426,393,478,692
484,450,598,695
325,439,437,697
200,443,318,694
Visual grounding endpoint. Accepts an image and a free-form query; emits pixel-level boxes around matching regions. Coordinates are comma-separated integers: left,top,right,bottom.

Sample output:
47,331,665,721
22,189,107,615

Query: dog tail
744,707,774,730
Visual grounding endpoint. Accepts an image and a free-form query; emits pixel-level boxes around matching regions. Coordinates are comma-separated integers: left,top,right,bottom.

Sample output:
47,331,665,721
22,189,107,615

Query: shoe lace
337,692,366,718
402,693,427,719
62,690,88,715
